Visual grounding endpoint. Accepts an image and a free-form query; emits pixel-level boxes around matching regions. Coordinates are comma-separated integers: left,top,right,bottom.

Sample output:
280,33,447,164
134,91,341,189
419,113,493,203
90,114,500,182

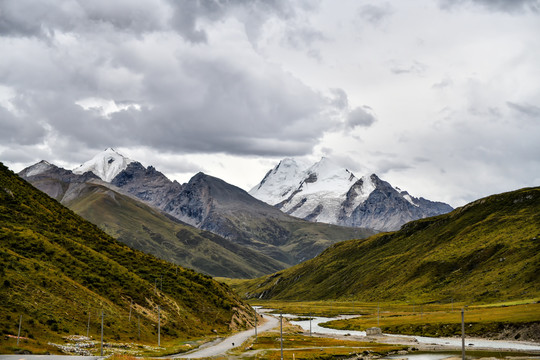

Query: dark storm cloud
0,105,48,144
167,0,299,43
0,0,169,37
439,0,540,13
0,0,342,158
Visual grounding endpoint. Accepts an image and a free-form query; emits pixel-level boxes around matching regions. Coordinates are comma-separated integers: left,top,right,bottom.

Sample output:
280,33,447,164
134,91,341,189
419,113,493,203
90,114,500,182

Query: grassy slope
65,181,287,278
0,163,253,352
234,187,540,303
217,209,377,266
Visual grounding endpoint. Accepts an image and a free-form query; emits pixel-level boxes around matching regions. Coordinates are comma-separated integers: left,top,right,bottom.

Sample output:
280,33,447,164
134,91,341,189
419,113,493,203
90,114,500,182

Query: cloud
507,101,540,118
432,78,453,89
346,106,377,129
358,3,394,25
439,0,540,13
389,61,427,75
0,0,345,159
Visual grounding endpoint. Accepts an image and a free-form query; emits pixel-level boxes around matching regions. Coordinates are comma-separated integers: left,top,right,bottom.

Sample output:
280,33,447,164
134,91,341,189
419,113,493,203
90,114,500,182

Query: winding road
172,314,279,358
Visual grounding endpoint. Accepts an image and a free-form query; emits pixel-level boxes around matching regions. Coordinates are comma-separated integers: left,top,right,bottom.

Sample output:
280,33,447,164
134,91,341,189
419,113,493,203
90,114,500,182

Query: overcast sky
1,0,539,207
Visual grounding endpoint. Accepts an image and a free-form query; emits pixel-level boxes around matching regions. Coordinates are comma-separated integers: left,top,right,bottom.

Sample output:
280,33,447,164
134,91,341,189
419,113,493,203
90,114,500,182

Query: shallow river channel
283,314,540,352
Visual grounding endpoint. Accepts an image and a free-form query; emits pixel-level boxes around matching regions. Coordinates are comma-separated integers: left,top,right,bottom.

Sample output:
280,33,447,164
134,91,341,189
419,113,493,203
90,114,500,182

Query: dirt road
172,314,279,358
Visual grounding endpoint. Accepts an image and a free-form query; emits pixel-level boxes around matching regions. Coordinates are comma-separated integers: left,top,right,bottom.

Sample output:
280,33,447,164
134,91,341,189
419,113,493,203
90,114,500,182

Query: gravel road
172,314,279,359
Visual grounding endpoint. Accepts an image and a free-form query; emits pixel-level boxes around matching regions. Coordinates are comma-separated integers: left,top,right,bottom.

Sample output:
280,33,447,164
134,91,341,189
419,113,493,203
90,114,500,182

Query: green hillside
0,163,252,354
235,187,540,303
64,181,287,278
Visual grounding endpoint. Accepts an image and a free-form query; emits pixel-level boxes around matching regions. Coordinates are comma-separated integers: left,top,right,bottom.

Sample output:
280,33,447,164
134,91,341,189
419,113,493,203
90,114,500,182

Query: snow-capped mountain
20,150,373,269
73,148,133,182
250,158,453,231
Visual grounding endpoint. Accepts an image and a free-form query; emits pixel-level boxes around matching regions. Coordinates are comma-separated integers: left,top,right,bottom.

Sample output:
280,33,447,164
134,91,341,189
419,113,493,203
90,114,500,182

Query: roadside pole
309,313,312,336
158,305,161,347
377,303,380,327
254,311,257,340
17,315,22,346
280,312,283,360
87,311,91,337
461,308,465,360
100,310,104,356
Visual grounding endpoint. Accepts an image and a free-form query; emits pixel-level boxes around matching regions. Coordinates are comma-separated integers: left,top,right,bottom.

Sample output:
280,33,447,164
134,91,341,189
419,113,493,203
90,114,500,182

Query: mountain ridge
20,152,374,276
250,157,453,231
19,161,287,278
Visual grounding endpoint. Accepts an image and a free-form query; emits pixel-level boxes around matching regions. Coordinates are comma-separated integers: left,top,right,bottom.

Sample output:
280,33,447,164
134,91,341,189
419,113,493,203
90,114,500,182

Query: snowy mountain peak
250,157,453,231
19,160,54,177
73,148,133,182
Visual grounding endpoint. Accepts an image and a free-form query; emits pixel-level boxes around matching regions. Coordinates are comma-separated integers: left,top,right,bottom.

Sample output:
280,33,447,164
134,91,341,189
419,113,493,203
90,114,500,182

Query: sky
1,0,539,207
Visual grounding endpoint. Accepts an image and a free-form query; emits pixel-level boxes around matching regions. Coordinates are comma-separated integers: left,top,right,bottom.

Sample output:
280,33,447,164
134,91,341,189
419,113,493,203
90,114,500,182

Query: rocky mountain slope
0,162,252,352
235,186,540,303
19,160,286,278
109,167,373,266
250,157,453,231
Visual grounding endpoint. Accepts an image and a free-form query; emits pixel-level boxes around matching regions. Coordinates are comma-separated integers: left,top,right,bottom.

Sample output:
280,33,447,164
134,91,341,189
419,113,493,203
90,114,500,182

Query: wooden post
158,305,161,347
17,315,22,346
129,299,133,322
138,315,141,340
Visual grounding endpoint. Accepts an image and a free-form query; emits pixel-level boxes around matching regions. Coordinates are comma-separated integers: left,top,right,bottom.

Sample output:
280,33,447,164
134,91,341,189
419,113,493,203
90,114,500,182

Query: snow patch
25,160,53,177
73,148,133,182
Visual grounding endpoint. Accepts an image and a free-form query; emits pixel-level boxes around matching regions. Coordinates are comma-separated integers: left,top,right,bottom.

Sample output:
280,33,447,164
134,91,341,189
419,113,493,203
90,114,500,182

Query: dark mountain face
108,169,374,266
17,160,99,202
340,174,454,231
111,161,183,209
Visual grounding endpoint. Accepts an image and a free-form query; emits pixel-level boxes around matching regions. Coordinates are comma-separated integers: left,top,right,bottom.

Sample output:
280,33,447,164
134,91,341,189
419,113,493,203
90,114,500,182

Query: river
285,314,540,352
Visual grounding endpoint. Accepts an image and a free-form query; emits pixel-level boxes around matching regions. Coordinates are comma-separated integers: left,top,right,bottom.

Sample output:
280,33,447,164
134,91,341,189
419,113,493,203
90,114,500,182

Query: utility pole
377,303,380,327
461,307,465,360
129,299,133,322
254,311,258,340
309,313,312,336
138,315,141,340
158,305,161,347
17,315,22,346
280,312,284,360
87,311,91,337
100,310,104,356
